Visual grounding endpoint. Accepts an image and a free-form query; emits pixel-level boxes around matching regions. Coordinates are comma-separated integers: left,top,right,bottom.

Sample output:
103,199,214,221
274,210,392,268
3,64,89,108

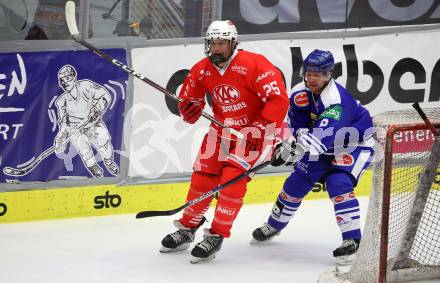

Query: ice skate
333,239,360,266
87,163,103,178
104,158,119,176
190,229,224,264
250,223,280,244
160,218,205,253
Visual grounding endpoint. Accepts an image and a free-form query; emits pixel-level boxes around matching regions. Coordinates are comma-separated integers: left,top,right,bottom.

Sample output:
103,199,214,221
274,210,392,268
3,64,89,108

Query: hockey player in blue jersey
251,49,375,264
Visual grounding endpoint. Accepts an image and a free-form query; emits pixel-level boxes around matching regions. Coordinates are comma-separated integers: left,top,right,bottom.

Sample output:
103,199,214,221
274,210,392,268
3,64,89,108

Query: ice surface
1,197,437,283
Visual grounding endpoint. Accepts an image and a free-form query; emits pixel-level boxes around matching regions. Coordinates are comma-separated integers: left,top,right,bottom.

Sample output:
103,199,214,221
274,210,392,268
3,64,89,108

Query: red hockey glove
245,119,275,153
178,99,203,124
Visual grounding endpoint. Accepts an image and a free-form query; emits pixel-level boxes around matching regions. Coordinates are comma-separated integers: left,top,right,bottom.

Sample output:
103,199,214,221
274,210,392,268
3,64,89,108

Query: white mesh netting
320,107,440,283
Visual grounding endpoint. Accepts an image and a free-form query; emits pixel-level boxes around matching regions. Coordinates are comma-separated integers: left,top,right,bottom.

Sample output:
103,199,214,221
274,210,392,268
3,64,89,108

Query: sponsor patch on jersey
224,115,249,127
332,153,354,166
212,84,240,105
216,205,236,216
221,102,248,113
255,70,275,83
293,92,309,107
199,70,211,80
319,105,342,120
231,64,248,75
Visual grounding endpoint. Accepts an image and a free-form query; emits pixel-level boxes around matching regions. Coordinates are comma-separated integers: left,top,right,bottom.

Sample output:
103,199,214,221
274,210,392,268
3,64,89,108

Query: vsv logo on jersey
293,92,309,107
94,191,122,209
332,153,354,166
212,84,240,105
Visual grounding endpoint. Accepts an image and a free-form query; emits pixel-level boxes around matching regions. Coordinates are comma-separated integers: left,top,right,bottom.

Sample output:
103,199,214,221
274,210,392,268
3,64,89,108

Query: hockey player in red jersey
160,20,289,263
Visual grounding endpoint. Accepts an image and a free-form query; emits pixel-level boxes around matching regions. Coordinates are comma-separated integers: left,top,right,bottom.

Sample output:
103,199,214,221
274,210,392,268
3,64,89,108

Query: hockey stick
134,134,374,218
412,103,439,137
135,159,272,218
2,122,88,177
64,1,243,140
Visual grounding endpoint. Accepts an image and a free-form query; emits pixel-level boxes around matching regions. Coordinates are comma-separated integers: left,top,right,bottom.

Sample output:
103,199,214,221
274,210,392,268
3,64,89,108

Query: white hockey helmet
205,20,238,42
58,64,77,90
204,20,238,60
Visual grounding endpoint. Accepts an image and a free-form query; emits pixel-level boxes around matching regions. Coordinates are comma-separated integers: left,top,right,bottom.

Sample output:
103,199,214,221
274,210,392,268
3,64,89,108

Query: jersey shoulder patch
293,91,309,107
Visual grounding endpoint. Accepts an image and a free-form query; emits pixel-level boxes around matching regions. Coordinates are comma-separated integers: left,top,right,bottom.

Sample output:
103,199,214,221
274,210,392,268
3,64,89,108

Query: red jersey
179,50,289,132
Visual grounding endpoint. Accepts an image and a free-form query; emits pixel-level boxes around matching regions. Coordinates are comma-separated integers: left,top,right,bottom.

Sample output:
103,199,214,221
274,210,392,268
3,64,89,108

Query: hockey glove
245,119,276,153
271,136,305,167
178,98,203,124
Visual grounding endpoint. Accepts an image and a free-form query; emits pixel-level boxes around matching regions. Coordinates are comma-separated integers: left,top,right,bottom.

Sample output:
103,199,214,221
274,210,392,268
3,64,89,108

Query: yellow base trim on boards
0,170,372,223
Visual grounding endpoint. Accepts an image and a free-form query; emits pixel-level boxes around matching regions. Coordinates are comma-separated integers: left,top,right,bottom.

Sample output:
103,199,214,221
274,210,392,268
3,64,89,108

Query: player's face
304,71,331,94
210,39,232,64
59,75,75,92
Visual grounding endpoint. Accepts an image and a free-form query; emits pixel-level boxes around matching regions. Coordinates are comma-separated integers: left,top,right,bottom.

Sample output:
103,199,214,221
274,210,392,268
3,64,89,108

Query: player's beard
209,53,228,65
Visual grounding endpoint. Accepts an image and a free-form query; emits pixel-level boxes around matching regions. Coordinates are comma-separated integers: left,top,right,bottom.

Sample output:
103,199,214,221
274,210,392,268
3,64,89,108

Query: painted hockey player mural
53,64,119,178
3,64,119,179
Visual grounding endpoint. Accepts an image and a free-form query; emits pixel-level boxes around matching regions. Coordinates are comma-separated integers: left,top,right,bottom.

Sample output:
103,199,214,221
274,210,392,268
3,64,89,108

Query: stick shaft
412,103,439,137
135,160,272,218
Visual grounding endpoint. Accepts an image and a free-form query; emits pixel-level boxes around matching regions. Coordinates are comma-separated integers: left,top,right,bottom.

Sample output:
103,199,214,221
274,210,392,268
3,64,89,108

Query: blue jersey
288,79,373,155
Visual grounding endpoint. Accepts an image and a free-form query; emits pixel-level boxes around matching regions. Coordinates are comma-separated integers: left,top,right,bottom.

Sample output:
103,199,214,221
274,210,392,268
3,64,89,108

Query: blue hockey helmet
302,49,334,74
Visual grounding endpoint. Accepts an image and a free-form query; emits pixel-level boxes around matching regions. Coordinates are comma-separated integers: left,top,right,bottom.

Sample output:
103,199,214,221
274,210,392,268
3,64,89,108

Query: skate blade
250,238,266,245
335,254,356,266
249,234,279,245
190,254,216,264
159,243,190,253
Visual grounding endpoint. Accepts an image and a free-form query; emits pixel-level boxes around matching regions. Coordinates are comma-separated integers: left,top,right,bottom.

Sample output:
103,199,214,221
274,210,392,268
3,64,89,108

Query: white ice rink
1,197,438,283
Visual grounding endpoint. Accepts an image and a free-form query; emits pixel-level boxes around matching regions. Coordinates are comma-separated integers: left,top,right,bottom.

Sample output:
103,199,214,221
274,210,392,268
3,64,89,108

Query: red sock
211,166,247,237
179,171,219,228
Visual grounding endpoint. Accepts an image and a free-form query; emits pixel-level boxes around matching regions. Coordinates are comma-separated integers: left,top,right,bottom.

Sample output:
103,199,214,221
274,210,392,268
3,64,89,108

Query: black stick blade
135,207,183,218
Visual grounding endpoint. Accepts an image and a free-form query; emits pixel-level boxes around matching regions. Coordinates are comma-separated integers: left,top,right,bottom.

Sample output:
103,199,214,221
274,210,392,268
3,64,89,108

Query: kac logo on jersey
293,92,309,107
212,84,240,105
332,153,354,166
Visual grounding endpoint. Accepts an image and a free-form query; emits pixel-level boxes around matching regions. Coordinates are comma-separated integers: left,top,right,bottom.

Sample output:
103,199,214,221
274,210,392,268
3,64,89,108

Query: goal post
320,108,440,283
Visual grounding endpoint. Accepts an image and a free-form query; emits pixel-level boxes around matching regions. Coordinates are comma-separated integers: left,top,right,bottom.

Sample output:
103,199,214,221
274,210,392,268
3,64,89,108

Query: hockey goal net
321,107,440,283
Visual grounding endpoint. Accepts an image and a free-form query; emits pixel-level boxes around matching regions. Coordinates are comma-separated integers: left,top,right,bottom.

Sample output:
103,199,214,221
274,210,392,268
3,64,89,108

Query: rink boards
0,170,372,223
